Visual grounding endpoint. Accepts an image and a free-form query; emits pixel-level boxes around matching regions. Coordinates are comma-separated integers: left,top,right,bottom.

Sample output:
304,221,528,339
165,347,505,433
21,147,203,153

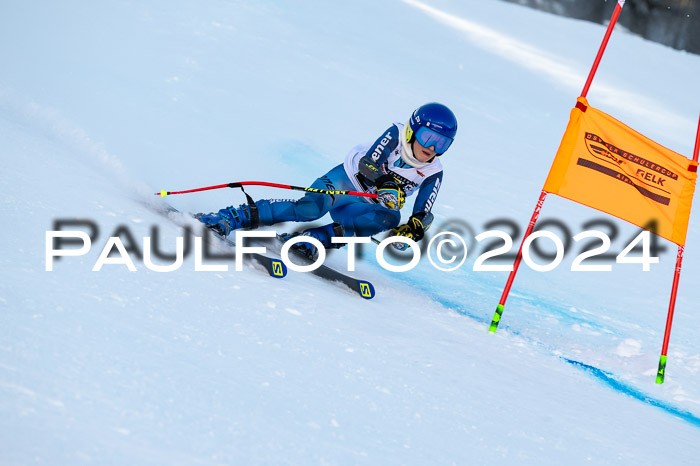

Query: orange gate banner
543,97,698,245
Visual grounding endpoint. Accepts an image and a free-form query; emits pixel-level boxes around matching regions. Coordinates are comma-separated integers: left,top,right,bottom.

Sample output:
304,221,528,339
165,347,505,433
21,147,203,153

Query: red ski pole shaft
155,181,378,199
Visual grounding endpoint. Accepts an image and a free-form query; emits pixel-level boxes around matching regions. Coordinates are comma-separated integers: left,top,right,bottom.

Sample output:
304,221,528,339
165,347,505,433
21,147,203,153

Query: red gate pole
488,191,547,332
656,113,700,383
580,0,625,98
489,1,626,333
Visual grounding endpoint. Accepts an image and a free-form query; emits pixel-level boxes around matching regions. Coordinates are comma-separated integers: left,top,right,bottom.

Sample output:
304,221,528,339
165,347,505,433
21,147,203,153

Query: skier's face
412,138,437,163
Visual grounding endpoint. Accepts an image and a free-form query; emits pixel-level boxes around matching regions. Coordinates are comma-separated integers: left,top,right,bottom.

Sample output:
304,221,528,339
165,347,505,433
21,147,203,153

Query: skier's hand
389,212,433,250
376,177,405,210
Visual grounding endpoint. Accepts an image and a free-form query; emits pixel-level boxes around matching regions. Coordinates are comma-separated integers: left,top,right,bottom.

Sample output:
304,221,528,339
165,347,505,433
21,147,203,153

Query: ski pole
155,181,378,199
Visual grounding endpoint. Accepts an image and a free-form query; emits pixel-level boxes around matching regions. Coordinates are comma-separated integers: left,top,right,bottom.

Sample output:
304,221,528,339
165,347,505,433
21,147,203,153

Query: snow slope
1,0,700,464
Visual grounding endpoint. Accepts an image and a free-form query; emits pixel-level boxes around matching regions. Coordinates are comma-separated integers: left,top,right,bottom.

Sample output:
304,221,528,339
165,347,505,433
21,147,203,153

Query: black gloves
390,212,434,250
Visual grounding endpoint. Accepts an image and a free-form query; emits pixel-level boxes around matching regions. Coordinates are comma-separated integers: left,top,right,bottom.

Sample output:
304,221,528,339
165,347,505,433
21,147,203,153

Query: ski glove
389,212,434,251
357,156,404,210
376,176,405,211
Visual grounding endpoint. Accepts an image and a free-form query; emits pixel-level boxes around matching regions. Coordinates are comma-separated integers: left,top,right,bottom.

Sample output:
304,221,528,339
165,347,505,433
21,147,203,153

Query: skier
197,102,457,259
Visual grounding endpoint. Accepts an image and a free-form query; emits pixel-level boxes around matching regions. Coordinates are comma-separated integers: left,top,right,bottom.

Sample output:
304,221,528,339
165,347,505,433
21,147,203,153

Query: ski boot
195,203,256,237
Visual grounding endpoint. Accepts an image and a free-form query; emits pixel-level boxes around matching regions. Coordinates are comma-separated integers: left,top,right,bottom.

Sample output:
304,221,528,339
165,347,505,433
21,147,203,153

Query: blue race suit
253,121,443,238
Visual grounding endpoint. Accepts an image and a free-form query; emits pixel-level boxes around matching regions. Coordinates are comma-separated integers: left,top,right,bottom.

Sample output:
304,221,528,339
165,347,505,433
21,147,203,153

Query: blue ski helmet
407,103,457,155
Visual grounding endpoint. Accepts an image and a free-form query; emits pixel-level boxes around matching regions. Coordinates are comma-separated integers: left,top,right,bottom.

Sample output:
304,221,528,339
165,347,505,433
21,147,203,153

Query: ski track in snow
117,177,700,430
402,0,696,145
386,266,700,429
3,0,700,463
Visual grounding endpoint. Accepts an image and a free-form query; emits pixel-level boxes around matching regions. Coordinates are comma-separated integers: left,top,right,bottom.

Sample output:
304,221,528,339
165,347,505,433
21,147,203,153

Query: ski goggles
414,126,454,154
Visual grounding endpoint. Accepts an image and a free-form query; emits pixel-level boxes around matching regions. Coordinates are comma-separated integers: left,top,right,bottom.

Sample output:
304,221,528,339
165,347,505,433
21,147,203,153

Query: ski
218,233,288,279
144,200,288,279
143,200,374,298
276,234,376,300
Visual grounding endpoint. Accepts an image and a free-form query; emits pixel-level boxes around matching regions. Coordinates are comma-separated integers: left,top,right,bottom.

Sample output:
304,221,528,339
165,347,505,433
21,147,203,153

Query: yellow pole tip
160,190,168,197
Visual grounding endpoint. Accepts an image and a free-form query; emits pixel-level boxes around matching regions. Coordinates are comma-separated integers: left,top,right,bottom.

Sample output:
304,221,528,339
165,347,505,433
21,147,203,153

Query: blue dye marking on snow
561,358,700,429
390,270,518,332
388,267,700,430
274,139,328,172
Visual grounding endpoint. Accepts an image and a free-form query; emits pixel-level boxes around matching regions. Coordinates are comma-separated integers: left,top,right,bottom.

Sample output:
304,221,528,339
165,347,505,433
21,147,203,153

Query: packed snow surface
1,0,700,464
